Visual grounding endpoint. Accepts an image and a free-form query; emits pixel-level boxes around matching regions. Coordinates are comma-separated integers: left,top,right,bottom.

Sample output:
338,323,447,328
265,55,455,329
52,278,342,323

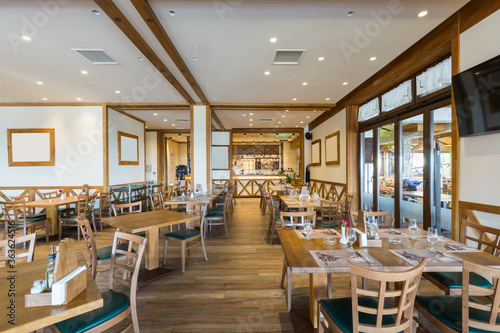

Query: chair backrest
186,202,208,228
112,202,142,216
42,191,60,199
462,260,500,332
149,192,164,211
460,220,500,255
320,200,344,227
326,191,338,201
10,194,32,202
280,211,317,229
76,195,95,216
350,258,427,332
0,233,36,263
349,210,359,227
344,194,353,213
361,211,391,229
76,214,98,279
1,200,28,226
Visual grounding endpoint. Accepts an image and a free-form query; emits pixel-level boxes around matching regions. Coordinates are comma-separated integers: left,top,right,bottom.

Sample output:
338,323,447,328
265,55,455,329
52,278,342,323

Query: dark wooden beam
210,103,336,111
211,110,225,130
108,103,191,111
231,128,302,133
93,0,195,104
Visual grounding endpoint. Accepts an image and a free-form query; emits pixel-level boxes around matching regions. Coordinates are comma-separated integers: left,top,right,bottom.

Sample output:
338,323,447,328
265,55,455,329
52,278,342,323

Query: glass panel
432,105,453,238
378,124,395,220
401,115,424,229
360,130,374,211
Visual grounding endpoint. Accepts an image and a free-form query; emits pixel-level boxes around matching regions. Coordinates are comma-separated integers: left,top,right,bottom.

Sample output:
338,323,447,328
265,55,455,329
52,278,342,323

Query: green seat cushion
426,271,491,289
165,229,200,240
210,207,224,211
58,207,74,212
94,208,109,212
60,213,91,220
26,213,46,219
91,242,131,261
12,218,46,225
169,207,186,213
56,291,129,333
134,231,146,237
206,212,224,218
320,296,396,332
315,221,339,228
415,295,500,332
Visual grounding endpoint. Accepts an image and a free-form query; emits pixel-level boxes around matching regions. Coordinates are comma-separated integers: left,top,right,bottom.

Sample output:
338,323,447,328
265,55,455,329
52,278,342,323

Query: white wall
459,9,500,225
0,106,103,186
308,109,347,183
108,108,145,185
145,132,157,181
192,105,209,192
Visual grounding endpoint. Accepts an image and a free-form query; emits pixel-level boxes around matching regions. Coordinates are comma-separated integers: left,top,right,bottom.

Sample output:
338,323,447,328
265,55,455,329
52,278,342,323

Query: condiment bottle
46,245,56,292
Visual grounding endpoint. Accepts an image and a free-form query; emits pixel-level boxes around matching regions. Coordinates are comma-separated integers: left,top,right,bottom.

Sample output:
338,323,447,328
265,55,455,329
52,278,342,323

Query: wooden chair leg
59,222,62,240
181,241,186,273
201,236,208,261
287,266,292,312
45,222,49,242
163,238,168,266
280,259,287,288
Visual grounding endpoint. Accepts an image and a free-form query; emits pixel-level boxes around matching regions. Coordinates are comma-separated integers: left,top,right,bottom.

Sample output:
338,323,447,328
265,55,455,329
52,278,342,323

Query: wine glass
346,228,357,252
427,227,439,251
303,220,312,240
409,219,418,239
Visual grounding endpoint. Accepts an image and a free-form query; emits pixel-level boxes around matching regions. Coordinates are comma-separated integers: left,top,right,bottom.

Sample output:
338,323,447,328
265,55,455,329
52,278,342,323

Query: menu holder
25,239,87,307
353,228,382,247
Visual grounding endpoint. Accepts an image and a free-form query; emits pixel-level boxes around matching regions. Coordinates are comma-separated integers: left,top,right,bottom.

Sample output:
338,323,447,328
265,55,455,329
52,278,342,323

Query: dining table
279,195,321,212
278,228,500,328
0,252,103,333
101,209,199,283
24,196,80,236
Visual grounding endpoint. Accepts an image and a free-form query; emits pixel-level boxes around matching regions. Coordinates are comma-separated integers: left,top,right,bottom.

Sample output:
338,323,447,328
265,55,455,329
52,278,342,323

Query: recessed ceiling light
164,119,167,122
22,35,31,41
169,10,176,16
264,71,270,75
213,98,216,101
343,82,348,85
278,121,281,124
275,126,278,128
192,57,198,61
249,113,253,115
260,133,262,137
326,98,330,101
300,121,304,124
318,57,325,61
282,115,285,118
172,124,175,126
295,126,299,128
205,82,209,85
178,133,181,137
302,82,308,86
242,114,246,117
252,141,255,144
306,116,310,118
154,113,158,116
293,98,297,101
92,9,101,15
418,10,428,17
76,98,82,101
347,11,354,17
250,124,253,126
314,109,316,112
145,125,148,128
36,81,43,85
42,98,47,101
244,133,246,137
370,56,377,61
286,109,289,112
270,37,277,43
249,119,253,121
115,90,121,94
138,57,144,61
81,70,88,75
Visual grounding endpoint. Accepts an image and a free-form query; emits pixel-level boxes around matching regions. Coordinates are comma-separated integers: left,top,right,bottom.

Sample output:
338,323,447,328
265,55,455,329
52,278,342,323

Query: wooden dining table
278,228,500,328
101,209,199,283
279,195,321,211
24,196,80,236
0,252,102,333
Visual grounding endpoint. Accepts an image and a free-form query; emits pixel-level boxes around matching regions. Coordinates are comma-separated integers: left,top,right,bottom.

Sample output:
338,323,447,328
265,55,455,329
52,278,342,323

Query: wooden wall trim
346,106,359,210
459,201,500,216
210,103,335,111
108,103,190,111
103,105,109,191
459,0,500,33
206,106,212,191
0,103,103,107
212,110,225,130
143,123,147,181
451,35,460,241
109,107,146,124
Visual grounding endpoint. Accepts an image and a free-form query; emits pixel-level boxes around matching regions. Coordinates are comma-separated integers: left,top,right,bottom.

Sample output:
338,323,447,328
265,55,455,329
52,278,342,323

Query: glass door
360,130,374,211
377,124,395,217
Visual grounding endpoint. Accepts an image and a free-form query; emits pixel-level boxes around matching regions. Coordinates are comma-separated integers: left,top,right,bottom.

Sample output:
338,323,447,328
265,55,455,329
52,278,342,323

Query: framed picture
310,139,321,166
118,131,139,165
325,131,340,165
7,128,55,167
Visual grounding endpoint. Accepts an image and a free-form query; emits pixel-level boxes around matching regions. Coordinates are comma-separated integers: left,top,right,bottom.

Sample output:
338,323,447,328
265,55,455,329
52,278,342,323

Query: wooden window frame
7,128,55,167
118,131,139,165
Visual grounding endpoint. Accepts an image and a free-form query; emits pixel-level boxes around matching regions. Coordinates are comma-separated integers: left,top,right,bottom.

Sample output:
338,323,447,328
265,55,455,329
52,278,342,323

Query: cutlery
436,250,457,261
317,253,330,267
356,251,374,266
444,244,457,251
389,229,403,235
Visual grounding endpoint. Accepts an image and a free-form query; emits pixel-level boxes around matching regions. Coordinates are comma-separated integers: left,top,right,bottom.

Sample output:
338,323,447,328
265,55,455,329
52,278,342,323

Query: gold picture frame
310,139,321,166
118,131,139,165
7,128,55,167
325,131,340,165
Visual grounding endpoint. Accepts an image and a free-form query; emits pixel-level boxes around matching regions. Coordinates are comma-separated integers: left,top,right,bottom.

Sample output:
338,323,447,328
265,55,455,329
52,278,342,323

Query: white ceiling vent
72,49,118,64
176,118,190,122
273,49,305,65
260,118,272,122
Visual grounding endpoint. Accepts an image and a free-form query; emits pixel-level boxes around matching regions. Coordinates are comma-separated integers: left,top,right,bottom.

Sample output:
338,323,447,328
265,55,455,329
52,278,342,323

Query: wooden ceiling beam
131,0,208,104
231,128,304,133
108,103,191,111
211,110,225,130
93,0,195,104
210,103,336,111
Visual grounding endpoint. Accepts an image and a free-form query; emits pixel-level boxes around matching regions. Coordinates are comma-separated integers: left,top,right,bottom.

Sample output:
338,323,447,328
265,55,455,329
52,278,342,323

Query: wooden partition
458,201,500,240
308,179,347,200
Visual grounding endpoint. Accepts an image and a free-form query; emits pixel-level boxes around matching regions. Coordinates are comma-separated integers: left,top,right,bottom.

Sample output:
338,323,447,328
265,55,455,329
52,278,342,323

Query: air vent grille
72,49,118,64
260,118,272,122
176,118,190,122
273,49,305,65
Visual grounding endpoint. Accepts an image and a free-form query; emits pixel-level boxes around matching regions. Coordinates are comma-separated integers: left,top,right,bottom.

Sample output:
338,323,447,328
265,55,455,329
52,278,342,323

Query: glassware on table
303,220,312,240
427,227,439,251
346,228,357,252
408,219,419,239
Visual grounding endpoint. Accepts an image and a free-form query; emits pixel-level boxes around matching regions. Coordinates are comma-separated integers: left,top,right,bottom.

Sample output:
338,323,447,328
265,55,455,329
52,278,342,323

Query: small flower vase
60,193,66,200
339,226,348,245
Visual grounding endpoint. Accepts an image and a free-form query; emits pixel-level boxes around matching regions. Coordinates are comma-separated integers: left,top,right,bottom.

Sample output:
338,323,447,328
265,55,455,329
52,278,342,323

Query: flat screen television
452,54,500,137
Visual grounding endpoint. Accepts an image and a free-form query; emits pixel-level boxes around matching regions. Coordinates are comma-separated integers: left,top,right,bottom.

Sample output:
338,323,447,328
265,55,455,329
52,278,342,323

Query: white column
191,105,211,193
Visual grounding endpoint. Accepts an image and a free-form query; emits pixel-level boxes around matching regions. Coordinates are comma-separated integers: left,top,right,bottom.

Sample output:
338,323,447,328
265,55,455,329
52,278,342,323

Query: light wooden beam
212,110,225,130
108,103,191,111
210,103,336,111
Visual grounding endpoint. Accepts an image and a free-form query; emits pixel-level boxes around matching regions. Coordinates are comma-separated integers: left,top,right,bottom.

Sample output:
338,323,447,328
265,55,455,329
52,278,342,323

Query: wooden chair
317,200,344,228
149,192,165,211
343,194,353,217
349,210,360,227
423,219,500,296
11,194,46,219
415,260,500,333
59,194,96,241
265,191,281,243
93,192,113,232
318,259,427,333
326,191,338,201
163,202,208,273
43,190,75,216
270,210,316,246
112,202,145,237
50,231,147,333
361,210,391,229
205,194,230,238
0,233,36,264
1,200,49,242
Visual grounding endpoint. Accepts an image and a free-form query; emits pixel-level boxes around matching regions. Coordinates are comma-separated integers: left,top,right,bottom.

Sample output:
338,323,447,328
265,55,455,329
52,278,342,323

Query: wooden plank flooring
26,198,442,332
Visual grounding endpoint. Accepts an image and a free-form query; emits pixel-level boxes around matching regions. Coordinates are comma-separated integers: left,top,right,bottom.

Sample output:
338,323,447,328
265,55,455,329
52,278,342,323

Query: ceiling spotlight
295,125,299,128
81,70,88,75
138,57,144,61
288,136,291,139
192,57,198,61
253,141,255,144
314,109,316,111
275,126,278,128
242,141,245,143
249,113,253,115
76,97,82,101
286,109,289,112
278,121,281,124
346,11,354,17
169,10,176,16
92,9,101,15
164,119,167,122
36,81,43,85
302,82,308,86
250,124,253,126
370,56,377,61
154,113,158,116
300,121,304,124
22,35,31,41
326,98,330,101
169,137,172,140
282,115,285,118
293,98,297,101
264,71,270,75
242,114,246,117
274,140,276,143
115,90,121,94
270,37,277,43
172,124,176,126
292,133,295,136
42,98,47,101
318,57,325,61
343,82,348,85
178,133,181,137
306,116,310,118
418,10,428,17
260,133,262,137
276,133,279,137
244,133,246,137
249,119,253,121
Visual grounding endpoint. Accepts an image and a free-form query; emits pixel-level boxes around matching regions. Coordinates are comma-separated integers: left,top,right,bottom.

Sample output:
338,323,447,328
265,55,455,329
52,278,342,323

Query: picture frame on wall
118,131,139,165
7,128,55,167
325,131,340,165
310,139,321,166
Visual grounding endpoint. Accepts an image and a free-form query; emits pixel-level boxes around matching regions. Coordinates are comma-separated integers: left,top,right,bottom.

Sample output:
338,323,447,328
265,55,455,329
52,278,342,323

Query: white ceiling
126,110,191,129
0,0,469,129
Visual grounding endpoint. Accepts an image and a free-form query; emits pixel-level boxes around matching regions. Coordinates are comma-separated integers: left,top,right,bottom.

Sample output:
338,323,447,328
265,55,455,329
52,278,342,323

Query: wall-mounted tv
452,54,500,137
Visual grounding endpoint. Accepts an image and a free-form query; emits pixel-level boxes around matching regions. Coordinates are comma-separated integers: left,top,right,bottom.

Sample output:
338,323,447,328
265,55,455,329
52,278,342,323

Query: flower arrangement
341,219,350,228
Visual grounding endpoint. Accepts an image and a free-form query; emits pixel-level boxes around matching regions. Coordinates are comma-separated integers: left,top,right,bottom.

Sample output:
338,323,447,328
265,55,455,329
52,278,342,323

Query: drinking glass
303,220,312,240
408,219,418,239
347,228,357,252
427,227,439,251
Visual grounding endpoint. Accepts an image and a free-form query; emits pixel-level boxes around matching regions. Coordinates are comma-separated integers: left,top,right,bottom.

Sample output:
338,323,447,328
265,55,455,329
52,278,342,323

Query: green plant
285,173,292,184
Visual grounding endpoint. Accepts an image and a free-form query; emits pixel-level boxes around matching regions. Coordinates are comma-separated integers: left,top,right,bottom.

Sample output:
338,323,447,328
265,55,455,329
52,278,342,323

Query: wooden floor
30,198,442,332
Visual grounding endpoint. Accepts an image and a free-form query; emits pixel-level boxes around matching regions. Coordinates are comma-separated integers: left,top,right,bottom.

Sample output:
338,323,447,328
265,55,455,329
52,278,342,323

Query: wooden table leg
309,273,328,328
145,228,159,270
46,206,59,236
